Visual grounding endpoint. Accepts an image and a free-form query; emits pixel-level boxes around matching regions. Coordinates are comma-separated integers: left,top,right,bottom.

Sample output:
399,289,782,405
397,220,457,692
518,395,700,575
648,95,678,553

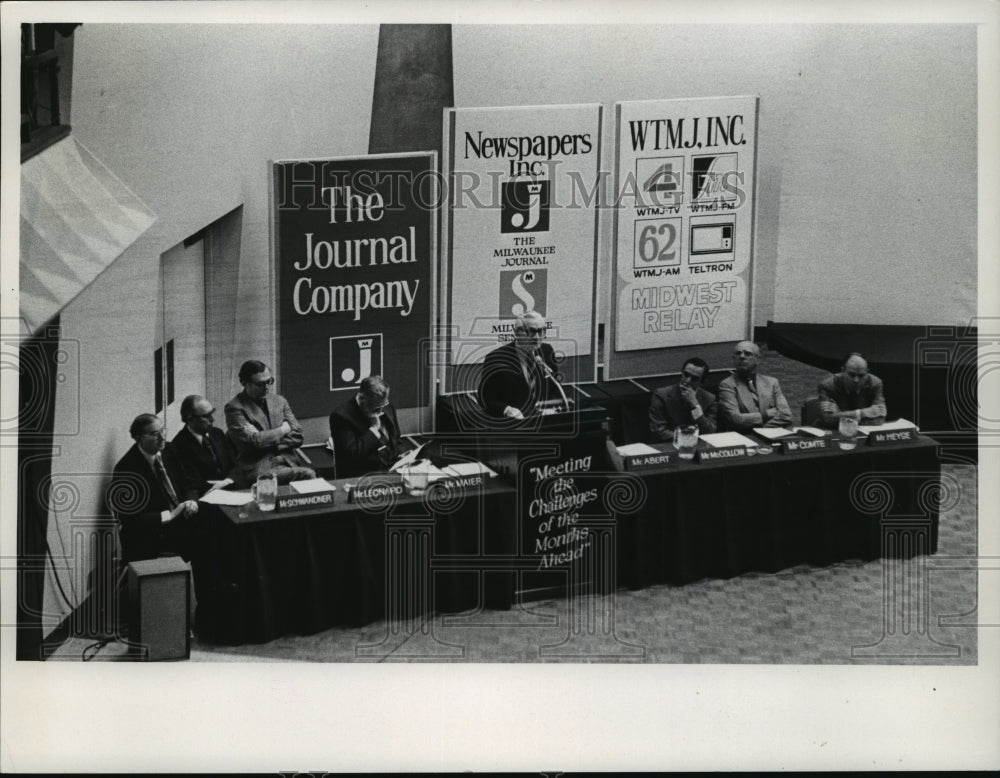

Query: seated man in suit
478,310,559,419
718,340,793,432
171,395,237,496
329,375,406,479
649,356,718,441
110,413,200,564
224,360,316,485
817,352,887,428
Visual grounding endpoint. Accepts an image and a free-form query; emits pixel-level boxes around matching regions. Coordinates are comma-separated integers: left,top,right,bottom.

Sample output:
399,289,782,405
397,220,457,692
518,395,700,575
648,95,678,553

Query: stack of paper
793,426,829,437
700,431,758,448
398,460,447,481
616,443,661,456
753,427,794,440
289,478,336,494
859,418,919,435
199,489,254,506
442,462,498,478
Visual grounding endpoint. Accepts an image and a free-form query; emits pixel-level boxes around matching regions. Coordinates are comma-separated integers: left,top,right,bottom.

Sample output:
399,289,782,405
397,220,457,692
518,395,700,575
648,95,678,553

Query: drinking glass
838,416,859,450
674,425,699,460
252,472,278,511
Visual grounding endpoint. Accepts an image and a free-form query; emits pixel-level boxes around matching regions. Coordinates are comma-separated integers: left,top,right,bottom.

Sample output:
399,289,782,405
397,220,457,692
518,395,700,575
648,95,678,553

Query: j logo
329,333,383,391
499,269,547,318
501,181,550,233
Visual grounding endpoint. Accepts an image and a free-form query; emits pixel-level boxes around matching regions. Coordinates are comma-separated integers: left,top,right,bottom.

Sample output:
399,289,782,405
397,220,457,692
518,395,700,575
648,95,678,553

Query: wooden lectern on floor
126,557,191,661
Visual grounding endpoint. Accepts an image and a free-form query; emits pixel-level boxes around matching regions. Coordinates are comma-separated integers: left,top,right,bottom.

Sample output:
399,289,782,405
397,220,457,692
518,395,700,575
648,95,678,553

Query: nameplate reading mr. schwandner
276,491,334,511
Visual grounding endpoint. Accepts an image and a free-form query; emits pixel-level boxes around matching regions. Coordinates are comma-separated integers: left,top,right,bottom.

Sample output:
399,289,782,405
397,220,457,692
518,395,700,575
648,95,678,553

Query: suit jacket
718,372,793,432
110,443,198,563
224,390,308,483
171,425,237,496
817,372,887,428
329,397,405,479
478,341,558,418
649,384,718,440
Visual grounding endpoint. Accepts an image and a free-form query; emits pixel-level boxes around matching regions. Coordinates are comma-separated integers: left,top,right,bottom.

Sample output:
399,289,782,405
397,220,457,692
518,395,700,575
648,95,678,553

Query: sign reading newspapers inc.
444,105,601,372
272,154,435,416
613,97,758,352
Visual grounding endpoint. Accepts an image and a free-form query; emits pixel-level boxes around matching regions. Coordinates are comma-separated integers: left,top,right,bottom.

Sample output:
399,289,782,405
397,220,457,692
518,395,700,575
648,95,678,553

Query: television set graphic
499,269,548,318
688,215,736,263
500,180,550,233
329,333,383,390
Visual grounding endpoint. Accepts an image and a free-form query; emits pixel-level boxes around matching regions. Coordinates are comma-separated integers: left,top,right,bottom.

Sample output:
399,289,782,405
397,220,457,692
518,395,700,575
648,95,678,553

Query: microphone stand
534,351,571,413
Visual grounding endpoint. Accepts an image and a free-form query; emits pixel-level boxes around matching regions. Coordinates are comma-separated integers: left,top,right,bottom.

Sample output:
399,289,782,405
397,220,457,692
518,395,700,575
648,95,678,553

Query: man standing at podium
479,310,560,419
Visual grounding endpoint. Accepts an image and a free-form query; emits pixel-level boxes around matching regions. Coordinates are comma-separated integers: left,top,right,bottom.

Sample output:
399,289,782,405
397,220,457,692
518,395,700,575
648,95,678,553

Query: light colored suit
224,390,314,484
718,372,792,432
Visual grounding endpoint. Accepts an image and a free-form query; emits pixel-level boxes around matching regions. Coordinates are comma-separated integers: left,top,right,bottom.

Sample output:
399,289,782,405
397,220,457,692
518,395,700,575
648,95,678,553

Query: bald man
718,340,793,432
817,353,887,429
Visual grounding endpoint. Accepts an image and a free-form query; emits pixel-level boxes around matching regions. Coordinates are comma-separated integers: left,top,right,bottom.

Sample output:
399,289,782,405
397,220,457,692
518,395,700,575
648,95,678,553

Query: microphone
534,350,570,412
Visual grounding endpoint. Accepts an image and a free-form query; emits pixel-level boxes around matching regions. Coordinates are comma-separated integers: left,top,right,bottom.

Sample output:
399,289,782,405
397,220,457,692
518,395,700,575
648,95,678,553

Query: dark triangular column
369,24,454,155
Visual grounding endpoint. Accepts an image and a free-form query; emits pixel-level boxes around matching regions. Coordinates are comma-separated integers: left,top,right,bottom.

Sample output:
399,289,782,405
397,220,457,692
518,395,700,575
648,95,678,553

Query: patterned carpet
186,348,979,665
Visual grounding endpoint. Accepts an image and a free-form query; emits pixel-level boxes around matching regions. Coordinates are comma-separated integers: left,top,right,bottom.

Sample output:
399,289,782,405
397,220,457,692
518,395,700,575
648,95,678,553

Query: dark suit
109,443,199,563
171,425,237,496
224,390,314,485
329,397,405,479
478,341,558,418
649,384,718,441
817,372,887,428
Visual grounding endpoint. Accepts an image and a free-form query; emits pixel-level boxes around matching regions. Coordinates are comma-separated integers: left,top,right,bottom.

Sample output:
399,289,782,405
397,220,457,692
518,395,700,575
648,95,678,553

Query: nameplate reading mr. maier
624,452,673,471
780,437,829,455
698,445,747,462
868,428,916,446
276,491,334,511
434,474,484,491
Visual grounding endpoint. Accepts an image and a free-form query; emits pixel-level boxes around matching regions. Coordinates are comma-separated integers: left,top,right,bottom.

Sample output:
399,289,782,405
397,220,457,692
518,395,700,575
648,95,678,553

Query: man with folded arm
718,341,792,432
817,352,887,429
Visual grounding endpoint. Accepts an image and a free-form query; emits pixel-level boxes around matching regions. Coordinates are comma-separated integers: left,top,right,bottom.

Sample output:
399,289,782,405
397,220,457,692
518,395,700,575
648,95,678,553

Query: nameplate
867,428,916,446
431,474,485,491
780,437,830,455
275,491,334,511
349,483,405,503
624,452,674,471
698,445,747,462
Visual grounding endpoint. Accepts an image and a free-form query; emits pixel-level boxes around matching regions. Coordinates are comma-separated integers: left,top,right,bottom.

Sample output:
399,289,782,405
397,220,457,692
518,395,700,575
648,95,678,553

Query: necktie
203,435,221,476
154,455,179,509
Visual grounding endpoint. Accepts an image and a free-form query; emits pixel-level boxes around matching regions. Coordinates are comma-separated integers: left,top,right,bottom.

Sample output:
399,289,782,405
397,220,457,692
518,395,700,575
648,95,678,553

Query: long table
192,473,518,645
615,434,941,589
192,434,941,646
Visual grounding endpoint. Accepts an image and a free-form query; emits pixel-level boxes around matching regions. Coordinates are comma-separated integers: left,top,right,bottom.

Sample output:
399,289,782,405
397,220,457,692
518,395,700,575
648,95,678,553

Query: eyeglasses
192,409,215,419
141,430,165,439
249,378,275,388
681,371,704,382
734,350,757,357
521,327,546,337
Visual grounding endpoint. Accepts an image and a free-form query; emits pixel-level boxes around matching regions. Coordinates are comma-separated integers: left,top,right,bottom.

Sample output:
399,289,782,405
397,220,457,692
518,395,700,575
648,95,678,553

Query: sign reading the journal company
613,97,758,352
272,154,435,416
444,105,601,372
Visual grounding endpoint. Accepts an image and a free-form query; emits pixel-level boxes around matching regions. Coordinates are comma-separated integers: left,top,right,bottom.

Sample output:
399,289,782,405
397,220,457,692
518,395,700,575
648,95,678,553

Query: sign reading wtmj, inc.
444,105,601,368
272,153,435,416
613,97,758,352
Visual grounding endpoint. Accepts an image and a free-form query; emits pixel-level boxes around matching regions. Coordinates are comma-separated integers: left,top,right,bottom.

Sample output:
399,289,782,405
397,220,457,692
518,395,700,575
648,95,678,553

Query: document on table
199,489,254,506
442,461,498,478
398,460,447,481
793,426,829,437
859,418,919,434
289,478,336,494
700,431,759,448
753,427,794,440
616,442,661,456
389,442,429,472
